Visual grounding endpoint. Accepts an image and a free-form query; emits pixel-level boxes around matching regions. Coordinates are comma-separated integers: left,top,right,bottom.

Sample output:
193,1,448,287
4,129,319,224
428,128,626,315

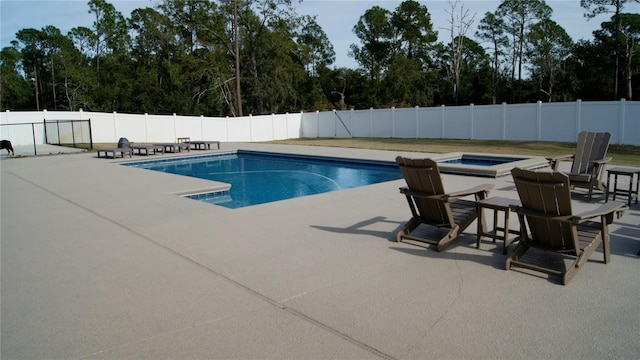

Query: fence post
113,111,118,143
469,103,474,140
618,98,626,145
144,113,149,143
369,108,373,137
414,106,419,139
285,112,290,139
575,99,582,140
391,107,396,138
537,101,542,141
333,109,337,137
502,102,507,140
440,105,445,139
350,109,354,138
271,113,275,140
173,113,177,141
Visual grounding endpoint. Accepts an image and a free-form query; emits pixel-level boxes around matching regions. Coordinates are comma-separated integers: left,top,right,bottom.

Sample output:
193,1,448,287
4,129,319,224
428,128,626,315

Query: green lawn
268,138,640,167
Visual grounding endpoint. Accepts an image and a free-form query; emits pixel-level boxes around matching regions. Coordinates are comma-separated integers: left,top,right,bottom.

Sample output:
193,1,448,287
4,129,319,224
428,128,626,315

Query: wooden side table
476,197,521,254
606,167,640,206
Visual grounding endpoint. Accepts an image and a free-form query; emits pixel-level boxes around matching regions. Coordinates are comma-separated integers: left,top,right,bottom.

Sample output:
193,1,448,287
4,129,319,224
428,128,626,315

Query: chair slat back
571,131,611,175
511,168,579,253
396,157,449,224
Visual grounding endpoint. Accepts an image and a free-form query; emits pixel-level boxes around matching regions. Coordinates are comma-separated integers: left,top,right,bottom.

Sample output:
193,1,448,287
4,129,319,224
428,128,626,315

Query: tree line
1,0,638,117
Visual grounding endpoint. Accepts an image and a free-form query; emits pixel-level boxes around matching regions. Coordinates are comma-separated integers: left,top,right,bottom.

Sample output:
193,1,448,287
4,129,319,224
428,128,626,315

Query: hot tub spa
433,152,549,178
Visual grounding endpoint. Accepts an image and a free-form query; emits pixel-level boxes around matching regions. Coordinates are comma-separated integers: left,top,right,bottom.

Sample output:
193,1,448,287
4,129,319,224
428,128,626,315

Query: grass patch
268,138,640,166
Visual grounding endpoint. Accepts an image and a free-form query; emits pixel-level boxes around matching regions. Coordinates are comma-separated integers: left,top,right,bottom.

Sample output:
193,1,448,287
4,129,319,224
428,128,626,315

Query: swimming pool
124,151,403,208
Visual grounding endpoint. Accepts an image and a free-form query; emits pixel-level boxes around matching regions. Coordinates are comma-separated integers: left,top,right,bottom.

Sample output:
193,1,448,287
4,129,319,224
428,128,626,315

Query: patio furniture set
96,137,221,159
395,131,633,285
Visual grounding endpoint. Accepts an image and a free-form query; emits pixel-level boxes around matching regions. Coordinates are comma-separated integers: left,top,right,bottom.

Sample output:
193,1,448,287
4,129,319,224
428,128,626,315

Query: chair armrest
446,184,494,200
512,207,573,223
587,157,612,180
571,201,627,224
590,157,611,165
399,187,446,200
547,154,574,171
399,184,493,201
546,154,574,162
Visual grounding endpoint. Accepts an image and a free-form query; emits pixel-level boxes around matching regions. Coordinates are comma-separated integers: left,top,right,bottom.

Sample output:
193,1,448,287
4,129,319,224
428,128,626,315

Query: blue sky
2,0,639,69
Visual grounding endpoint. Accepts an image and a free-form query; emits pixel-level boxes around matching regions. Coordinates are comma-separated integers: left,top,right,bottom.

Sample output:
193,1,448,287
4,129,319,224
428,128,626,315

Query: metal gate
44,119,93,149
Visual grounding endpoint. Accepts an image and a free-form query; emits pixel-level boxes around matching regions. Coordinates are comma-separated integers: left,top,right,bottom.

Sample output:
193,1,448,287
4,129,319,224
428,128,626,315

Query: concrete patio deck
1,143,638,359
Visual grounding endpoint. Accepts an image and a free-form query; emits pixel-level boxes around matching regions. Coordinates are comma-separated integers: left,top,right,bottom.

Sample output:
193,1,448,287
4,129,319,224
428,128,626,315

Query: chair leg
505,242,529,270
601,224,611,264
396,218,420,242
436,225,460,252
562,258,580,285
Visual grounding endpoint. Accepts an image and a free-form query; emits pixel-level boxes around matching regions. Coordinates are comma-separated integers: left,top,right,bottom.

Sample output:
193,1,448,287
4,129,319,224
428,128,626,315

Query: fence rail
1,100,639,147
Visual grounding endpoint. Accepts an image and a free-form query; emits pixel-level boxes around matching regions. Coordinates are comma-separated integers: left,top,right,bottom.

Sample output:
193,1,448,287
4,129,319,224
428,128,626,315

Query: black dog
1,140,14,155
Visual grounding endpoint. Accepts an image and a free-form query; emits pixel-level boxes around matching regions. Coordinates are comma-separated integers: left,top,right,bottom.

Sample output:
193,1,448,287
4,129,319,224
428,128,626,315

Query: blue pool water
124,151,402,209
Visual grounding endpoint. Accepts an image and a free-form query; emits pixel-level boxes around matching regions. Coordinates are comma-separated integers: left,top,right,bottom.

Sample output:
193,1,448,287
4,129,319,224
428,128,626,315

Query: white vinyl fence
1,100,639,146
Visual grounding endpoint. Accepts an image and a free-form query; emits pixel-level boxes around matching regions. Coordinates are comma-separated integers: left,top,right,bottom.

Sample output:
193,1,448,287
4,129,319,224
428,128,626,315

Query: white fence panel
287,113,303,139
393,107,417,138
300,112,319,138
443,106,471,139
316,111,336,137
249,114,274,142
272,113,302,139
226,116,252,141
201,117,228,141
174,115,203,141
114,113,146,142
332,110,351,137
540,102,576,142
144,114,175,143
472,104,504,140
351,109,371,137
623,102,640,146
505,103,539,141
415,107,443,138
580,101,624,144
271,114,288,140
371,108,393,137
